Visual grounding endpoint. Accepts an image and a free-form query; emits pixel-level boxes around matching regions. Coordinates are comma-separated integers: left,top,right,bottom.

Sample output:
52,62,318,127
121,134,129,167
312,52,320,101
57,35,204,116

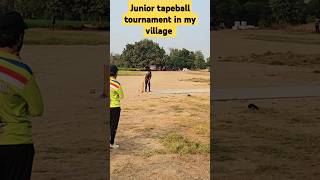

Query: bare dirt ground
213,98,320,180
212,30,320,180
110,71,210,179
21,45,108,180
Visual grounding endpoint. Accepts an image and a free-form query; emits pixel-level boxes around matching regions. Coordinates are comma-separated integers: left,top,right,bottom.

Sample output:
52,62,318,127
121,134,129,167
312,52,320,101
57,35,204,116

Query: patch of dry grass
159,134,210,155
180,77,210,83
222,51,320,67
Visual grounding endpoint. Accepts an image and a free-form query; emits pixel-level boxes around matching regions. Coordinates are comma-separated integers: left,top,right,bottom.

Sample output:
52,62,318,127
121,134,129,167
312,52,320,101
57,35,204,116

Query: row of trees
211,0,320,28
0,0,14,13
1,0,108,22
111,40,209,71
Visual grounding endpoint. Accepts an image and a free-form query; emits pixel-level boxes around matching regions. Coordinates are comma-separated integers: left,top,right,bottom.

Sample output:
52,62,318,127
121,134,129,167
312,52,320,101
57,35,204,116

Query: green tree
206,57,211,67
45,0,63,19
269,0,307,25
193,51,207,69
0,0,15,12
307,0,320,18
244,1,271,26
215,0,243,27
168,48,194,70
110,53,122,67
120,39,166,69
16,0,46,18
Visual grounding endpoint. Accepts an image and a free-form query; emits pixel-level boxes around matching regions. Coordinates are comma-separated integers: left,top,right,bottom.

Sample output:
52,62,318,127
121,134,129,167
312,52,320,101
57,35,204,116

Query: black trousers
145,80,151,92
0,144,35,180
110,107,121,144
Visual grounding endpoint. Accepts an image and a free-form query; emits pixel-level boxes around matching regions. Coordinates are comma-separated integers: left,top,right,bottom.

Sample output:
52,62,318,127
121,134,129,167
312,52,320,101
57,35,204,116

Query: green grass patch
118,70,144,76
222,51,320,66
25,29,108,45
245,33,320,45
118,67,145,71
159,134,209,154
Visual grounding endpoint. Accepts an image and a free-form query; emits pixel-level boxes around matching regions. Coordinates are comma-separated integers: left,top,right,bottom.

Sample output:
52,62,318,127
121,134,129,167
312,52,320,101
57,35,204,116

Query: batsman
145,67,152,92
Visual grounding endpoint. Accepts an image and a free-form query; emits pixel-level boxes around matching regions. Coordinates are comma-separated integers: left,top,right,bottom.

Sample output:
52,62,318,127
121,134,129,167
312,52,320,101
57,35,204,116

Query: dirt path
22,45,108,180
151,88,209,94
213,85,320,101
111,71,210,179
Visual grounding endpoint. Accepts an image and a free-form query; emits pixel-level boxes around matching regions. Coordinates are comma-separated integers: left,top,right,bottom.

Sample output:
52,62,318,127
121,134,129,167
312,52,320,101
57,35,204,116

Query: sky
110,0,210,59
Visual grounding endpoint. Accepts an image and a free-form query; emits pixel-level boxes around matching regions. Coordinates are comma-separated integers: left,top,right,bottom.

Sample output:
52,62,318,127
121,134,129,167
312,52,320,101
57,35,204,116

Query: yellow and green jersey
110,77,124,108
0,51,43,145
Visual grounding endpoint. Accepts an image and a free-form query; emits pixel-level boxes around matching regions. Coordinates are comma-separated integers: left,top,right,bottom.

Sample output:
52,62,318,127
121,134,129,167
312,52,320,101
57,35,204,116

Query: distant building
149,65,157,70
232,20,257,30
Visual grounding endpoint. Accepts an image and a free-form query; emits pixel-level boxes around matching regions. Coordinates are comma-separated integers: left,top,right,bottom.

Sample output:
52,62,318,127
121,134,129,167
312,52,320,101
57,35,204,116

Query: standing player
52,15,56,31
315,19,320,33
110,65,124,149
0,11,44,180
145,67,152,92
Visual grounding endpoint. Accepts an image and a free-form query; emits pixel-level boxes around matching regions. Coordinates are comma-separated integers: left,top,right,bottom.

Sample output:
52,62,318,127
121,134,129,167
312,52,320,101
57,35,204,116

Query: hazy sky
110,0,210,58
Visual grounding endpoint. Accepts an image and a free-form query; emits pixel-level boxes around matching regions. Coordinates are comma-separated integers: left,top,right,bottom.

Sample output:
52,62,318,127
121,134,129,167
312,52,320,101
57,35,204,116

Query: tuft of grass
134,149,167,157
180,78,210,83
193,124,210,135
159,134,209,155
171,105,184,113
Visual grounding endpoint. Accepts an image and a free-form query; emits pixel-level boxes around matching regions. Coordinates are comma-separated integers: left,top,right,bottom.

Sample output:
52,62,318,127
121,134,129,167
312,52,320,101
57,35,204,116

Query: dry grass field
111,71,210,179
212,30,320,180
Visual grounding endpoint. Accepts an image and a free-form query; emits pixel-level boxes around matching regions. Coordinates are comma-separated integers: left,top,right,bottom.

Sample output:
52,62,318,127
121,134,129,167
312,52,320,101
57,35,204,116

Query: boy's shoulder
110,79,121,85
0,56,33,75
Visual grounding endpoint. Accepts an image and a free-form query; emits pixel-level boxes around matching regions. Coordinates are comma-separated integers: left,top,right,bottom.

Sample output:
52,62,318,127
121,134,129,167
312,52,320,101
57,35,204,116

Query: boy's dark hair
0,11,28,48
110,65,119,77
0,32,22,48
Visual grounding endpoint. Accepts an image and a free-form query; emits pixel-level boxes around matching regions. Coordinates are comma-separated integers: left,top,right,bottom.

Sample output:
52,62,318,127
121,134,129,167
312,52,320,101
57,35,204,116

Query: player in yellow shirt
110,65,124,149
0,11,43,180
